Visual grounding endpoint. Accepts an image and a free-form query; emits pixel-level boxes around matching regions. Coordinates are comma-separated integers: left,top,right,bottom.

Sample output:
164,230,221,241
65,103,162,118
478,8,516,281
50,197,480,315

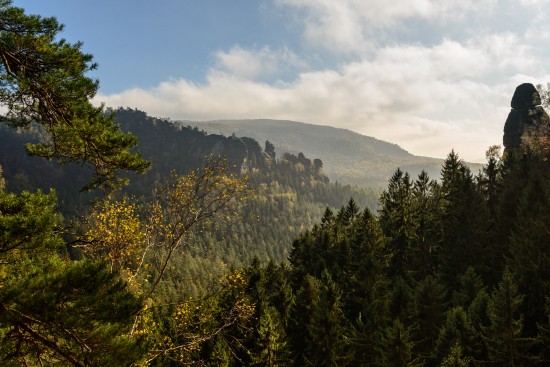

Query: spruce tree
413,275,448,364
440,342,472,367
288,275,321,366
493,150,533,250
506,169,550,337
253,304,291,367
452,267,485,310
344,207,389,319
481,268,537,366
434,306,481,364
439,151,489,289
379,168,416,279
379,319,423,367
477,146,505,286
411,170,442,280
348,208,391,366
304,271,349,367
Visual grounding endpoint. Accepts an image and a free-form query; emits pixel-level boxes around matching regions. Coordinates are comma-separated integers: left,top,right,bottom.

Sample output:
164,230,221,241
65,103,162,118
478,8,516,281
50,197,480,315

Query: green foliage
434,307,481,364
252,304,290,367
506,166,550,335
0,4,151,364
440,342,472,367
413,275,447,361
0,188,61,260
0,2,149,190
481,268,537,366
379,168,416,279
287,274,321,366
73,129,550,365
0,257,143,366
439,151,490,288
0,187,144,365
379,319,423,367
304,272,350,367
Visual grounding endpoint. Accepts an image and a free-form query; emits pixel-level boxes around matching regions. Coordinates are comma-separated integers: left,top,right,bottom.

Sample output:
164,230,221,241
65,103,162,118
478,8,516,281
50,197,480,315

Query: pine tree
0,1,149,190
0,189,144,365
0,3,151,364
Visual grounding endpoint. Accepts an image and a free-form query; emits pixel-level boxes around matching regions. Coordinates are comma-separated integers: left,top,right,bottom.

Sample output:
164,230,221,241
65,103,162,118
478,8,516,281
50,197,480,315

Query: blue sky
12,0,550,161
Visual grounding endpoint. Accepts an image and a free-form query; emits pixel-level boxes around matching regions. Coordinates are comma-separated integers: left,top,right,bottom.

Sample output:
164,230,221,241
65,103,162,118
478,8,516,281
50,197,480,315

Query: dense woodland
2,2,550,366
131,143,550,366
0,107,378,298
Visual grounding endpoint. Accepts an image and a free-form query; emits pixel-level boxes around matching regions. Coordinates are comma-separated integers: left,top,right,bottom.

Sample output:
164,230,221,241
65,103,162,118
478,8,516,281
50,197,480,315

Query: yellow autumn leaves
81,155,250,297
84,198,145,275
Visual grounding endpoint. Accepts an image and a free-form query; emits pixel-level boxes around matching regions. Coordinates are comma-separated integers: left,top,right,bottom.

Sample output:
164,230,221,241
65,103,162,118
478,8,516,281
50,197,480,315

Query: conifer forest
2,2,550,366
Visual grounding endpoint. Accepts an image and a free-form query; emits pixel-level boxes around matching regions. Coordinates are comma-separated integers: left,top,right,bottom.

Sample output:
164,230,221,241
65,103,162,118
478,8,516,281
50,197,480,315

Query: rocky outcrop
503,83,549,153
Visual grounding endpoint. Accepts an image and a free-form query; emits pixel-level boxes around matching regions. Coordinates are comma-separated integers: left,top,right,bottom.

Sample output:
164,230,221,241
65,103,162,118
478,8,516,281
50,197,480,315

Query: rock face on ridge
503,83,549,153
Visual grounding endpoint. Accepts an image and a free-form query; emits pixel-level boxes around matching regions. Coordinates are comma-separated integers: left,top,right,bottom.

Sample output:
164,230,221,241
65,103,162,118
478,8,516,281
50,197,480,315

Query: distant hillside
186,119,449,187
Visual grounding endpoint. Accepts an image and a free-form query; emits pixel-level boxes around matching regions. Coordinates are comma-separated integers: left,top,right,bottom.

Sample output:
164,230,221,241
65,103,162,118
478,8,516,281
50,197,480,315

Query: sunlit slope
188,119,451,187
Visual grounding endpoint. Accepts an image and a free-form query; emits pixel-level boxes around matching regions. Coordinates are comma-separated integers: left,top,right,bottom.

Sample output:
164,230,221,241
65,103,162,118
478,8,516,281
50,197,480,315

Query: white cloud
96,32,546,162
473,33,538,71
274,0,497,53
214,45,307,80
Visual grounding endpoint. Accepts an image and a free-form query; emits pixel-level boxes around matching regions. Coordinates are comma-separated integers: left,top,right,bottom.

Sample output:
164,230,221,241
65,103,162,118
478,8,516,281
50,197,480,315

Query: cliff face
503,83,550,153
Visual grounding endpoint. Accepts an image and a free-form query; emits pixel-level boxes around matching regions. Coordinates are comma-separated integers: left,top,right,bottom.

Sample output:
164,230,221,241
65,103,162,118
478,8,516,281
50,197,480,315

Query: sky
12,0,550,161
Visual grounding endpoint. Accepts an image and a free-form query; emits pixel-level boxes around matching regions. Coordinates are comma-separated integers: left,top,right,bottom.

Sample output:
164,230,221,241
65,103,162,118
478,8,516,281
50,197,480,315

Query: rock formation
503,83,550,153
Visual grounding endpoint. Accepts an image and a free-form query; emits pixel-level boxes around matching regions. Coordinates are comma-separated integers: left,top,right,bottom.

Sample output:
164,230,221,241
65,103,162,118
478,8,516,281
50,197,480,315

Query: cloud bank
96,0,550,161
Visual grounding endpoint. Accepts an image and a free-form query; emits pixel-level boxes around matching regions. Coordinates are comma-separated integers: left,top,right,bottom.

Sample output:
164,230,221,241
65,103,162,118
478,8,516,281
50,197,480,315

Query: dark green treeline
162,147,550,366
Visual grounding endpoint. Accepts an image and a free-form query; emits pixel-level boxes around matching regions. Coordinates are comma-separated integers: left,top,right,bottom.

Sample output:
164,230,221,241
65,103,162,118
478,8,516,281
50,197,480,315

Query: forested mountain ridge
0,108,262,196
0,107,376,206
0,107,379,296
187,118,455,187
